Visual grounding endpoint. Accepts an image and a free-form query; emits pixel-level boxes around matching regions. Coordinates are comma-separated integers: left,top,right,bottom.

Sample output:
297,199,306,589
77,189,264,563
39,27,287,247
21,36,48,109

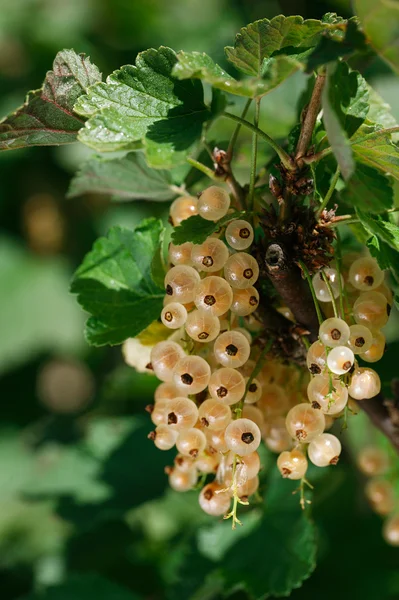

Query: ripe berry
166,397,199,430
234,475,259,499
264,416,292,453
170,196,198,226
225,418,261,456
357,446,389,476
168,241,194,266
230,287,260,316
348,367,381,400
365,478,395,515
353,291,390,329
306,340,327,375
174,454,195,472
161,302,188,329
150,341,185,382
154,382,182,402
199,482,231,515
208,367,246,405
360,330,386,363
307,374,348,414
198,186,230,221
225,219,254,250
319,317,350,347
164,265,200,304
349,256,384,291
244,377,262,404
151,425,179,450
194,276,233,316
214,331,251,368
347,324,373,354
185,309,220,342
176,428,207,457
308,433,342,467
198,399,232,430
326,346,354,375
383,515,399,547
258,383,288,418
312,268,343,302
173,355,211,394
242,405,265,430
191,238,229,272
195,452,220,474
224,253,259,289
285,403,326,442
277,449,308,480
226,451,261,481
169,467,198,492
206,428,229,453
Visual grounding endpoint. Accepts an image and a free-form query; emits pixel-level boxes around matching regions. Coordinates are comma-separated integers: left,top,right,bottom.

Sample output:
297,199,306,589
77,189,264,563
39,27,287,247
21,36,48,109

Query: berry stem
320,270,338,318
227,98,252,159
317,166,340,216
248,98,261,212
295,72,326,166
334,231,350,321
298,260,323,326
186,157,218,181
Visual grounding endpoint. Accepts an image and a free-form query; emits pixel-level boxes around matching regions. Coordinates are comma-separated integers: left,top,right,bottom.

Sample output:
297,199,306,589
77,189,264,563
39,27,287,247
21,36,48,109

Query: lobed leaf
70,218,165,346
350,125,399,181
0,49,101,150
357,210,399,250
341,164,393,213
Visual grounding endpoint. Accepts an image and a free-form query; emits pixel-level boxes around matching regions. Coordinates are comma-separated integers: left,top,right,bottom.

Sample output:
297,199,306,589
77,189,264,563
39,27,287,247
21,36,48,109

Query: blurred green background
1,0,399,598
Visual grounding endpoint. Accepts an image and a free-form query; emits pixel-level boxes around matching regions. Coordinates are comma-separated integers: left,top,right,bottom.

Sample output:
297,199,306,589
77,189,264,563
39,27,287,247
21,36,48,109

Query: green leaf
0,49,101,150
75,47,210,167
367,235,399,282
341,164,393,213
171,211,244,245
357,210,399,250
354,0,399,73
67,152,176,201
151,226,166,289
20,574,141,600
350,125,399,181
70,218,165,346
367,87,398,129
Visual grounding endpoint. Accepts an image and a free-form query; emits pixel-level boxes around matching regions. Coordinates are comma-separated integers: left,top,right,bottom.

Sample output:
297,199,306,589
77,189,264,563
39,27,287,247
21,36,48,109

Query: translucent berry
312,268,343,302
224,253,259,289
357,446,389,476
185,309,220,342
360,330,386,363
286,403,326,442
199,482,231,515
206,428,229,453
230,286,260,316
327,346,354,375
166,397,199,430
154,382,182,403
244,377,262,404
226,451,261,482
348,367,381,400
242,405,265,430
208,368,246,406
195,451,220,474
150,425,178,450
349,256,384,291
235,475,259,499
174,454,195,472
277,449,308,480
169,467,197,492
319,317,350,348
307,374,348,414
173,355,211,395
194,276,233,316
306,341,327,375
232,327,252,344
150,399,169,426
150,341,185,382
347,324,373,354
258,383,288,418
214,331,251,368
365,478,395,516
176,428,207,458
353,291,390,329
308,433,341,467
161,302,188,329
264,416,292,453
198,399,232,430
383,515,399,547
164,265,200,304
198,186,230,221
170,196,198,226
225,418,261,456
225,219,254,250
191,238,229,273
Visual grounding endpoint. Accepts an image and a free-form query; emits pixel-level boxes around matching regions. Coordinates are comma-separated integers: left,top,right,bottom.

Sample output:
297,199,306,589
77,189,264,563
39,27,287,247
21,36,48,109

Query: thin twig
317,166,340,216
227,99,252,159
295,73,326,166
298,259,323,326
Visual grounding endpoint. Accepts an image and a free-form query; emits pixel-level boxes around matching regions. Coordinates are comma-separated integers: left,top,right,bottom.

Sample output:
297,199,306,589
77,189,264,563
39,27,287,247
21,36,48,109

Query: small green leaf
350,125,399,181
0,50,101,150
70,219,165,346
67,152,176,201
367,235,399,282
341,164,393,213
367,87,398,129
171,211,244,245
354,0,399,73
357,210,399,250
75,47,211,167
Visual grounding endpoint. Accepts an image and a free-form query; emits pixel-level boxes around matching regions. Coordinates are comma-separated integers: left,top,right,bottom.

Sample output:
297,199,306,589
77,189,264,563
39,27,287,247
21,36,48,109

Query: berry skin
319,317,350,348
151,425,179,450
206,428,229,453
357,446,390,476
174,454,195,472
326,346,354,375
264,416,293,453
168,241,194,266
185,309,220,342
198,399,232,430
347,324,373,354
348,256,384,291
230,287,260,316
176,428,207,458
224,253,260,289
365,478,395,516
234,475,259,499
308,433,342,467
277,449,308,480
258,383,288,418
360,330,386,363
150,341,185,382
170,196,198,226
306,341,327,375
225,418,261,456
166,397,199,430
242,405,265,430
383,515,399,547
208,367,246,406
307,374,348,415
286,403,326,442
348,367,381,400
161,302,188,329
226,451,261,481
312,268,343,302
214,331,251,368
244,377,262,404
225,219,254,250
169,467,198,492
173,355,211,395
353,291,390,329
195,451,220,474
154,382,182,402
164,265,200,304
199,482,231,516
198,186,230,221
194,276,233,317
191,238,229,273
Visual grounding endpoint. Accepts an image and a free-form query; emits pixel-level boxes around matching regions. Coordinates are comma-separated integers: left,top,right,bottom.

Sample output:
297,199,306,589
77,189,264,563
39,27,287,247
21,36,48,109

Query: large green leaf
341,164,393,213
21,574,141,600
354,0,399,73
357,210,399,250
70,218,165,346
350,125,399,181
326,62,369,138
0,50,101,150
68,152,176,201
75,47,210,167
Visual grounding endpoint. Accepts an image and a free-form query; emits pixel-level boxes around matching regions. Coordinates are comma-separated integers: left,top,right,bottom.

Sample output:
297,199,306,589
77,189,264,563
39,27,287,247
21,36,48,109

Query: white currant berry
150,425,178,450
277,449,308,480
185,309,220,343
225,219,254,250
353,291,390,329
235,475,259,499
357,446,389,476
347,324,373,354
208,367,246,405
225,418,261,456
307,374,348,415
194,276,233,316
306,341,327,375
258,383,288,418
348,367,381,400
154,382,182,403
285,403,326,442
173,355,211,395
312,268,343,302
308,433,342,467
224,253,259,289
198,399,232,430
161,302,188,329
264,416,292,453
365,478,395,516
206,428,229,453
383,515,399,547
349,256,384,291
327,345,354,375
174,454,196,472
242,405,265,430
230,286,260,316
166,397,199,430
195,451,220,474
169,467,197,492
164,265,200,304
170,196,198,226
360,329,385,363
191,238,229,272
176,428,207,458
226,451,261,482
198,186,230,221
168,241,194,266
232,327,252,344
150,399,169,426
244,377,262,404
150,341,185,382
319,317,350,347
199,482,231,516
214,331,251,368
